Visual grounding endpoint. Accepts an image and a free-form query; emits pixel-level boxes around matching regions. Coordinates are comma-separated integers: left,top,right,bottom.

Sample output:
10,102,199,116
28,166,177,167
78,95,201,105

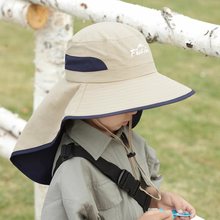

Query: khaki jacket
41,120,162,220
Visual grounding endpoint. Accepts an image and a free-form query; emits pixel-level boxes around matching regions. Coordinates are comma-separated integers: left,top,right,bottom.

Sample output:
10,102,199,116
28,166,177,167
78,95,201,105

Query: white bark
33,10,73,107
0,108,26,159
24,0,220,57
33,9,73,220
0,6,73,220
0,0,30,27
0,0,49,29
0,107,26,137
0,128,17,159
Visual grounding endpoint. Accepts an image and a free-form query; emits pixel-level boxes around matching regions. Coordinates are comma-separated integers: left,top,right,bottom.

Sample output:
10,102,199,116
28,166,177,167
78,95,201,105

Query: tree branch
0,0,49,29
0,108,26,159
19,0,220,57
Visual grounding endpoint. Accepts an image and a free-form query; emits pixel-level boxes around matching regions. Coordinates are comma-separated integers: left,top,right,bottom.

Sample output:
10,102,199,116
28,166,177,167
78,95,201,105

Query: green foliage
0,157,34,219
0,22,34,119
0,1,219,219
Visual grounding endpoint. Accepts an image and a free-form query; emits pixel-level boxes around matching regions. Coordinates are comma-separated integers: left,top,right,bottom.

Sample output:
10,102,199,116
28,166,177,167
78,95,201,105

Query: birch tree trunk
0,0,49,29
33,9,73,220
25,0,220,57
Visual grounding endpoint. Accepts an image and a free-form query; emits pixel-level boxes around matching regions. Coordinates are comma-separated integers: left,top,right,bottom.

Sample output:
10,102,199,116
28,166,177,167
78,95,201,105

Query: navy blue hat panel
65,55,107,72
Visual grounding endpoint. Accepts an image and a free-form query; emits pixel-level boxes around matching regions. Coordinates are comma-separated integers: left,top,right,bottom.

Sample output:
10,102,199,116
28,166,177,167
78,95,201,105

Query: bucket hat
10,22,195,185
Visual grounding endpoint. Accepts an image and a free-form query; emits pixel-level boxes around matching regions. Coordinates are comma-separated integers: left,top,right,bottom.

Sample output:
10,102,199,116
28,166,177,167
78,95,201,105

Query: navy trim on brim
10,90,195,185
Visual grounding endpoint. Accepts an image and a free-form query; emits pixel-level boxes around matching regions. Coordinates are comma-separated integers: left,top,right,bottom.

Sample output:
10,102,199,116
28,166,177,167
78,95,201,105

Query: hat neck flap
10,112,142,185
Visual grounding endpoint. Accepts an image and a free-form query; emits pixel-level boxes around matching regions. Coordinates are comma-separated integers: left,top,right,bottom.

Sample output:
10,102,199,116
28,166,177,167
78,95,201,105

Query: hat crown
65,22,157,83
70,22,145,43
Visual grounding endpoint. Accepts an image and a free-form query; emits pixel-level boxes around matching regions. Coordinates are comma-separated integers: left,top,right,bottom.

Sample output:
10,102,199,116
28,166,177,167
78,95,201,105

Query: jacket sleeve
41,166,69,220
144,142,163,188
41,157,100,220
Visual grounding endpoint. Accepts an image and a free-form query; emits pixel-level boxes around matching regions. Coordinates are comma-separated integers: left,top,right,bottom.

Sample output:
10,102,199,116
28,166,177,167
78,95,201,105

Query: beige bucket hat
10,22,194,184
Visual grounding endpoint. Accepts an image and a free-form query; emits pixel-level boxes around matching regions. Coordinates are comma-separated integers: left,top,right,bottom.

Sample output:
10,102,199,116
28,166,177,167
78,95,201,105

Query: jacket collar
65,119,123,160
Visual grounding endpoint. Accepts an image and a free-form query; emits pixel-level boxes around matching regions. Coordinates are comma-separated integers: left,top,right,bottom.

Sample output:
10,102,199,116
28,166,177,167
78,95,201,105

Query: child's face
89,111,137,132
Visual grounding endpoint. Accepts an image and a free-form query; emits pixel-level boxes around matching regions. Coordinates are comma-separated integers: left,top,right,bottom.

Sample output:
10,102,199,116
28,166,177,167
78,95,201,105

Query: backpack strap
53,143,152,212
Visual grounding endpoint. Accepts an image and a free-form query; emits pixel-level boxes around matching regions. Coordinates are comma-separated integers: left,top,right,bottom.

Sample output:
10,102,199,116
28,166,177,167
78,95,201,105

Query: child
10,22,196,220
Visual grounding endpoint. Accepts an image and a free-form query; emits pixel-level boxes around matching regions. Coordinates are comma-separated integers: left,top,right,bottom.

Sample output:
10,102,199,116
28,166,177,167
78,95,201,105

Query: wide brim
10,71,195,184
65,71,194,118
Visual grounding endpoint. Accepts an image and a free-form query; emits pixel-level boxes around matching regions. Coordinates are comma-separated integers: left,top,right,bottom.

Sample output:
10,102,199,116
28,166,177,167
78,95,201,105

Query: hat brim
64,71,194,118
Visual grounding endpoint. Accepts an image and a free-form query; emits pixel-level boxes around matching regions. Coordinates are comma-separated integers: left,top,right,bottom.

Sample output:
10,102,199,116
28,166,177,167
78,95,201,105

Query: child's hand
138,210,173,220
150,191,196,219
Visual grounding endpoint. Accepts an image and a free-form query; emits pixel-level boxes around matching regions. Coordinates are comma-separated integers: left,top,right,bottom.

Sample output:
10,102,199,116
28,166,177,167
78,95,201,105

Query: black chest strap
53,143,151,212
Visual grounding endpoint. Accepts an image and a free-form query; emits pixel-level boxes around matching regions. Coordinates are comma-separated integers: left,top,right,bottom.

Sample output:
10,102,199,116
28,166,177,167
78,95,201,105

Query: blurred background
0,0,219,219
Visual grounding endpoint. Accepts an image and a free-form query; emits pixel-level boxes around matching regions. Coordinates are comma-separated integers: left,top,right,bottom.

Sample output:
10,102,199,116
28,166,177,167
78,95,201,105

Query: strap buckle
117,169,140,197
